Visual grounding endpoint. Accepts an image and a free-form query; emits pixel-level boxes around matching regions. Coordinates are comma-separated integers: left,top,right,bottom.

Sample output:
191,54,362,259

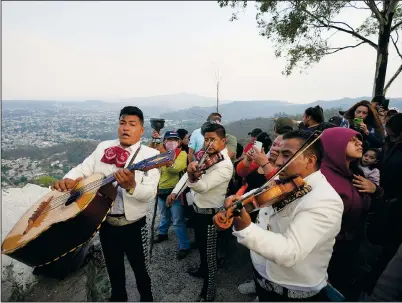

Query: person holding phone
342,100,384,148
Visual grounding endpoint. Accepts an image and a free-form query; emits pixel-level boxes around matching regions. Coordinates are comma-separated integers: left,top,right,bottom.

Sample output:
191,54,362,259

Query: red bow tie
101,146,131,167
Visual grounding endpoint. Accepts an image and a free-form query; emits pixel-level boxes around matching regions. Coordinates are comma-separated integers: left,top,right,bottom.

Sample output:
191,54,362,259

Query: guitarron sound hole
65,191,81,206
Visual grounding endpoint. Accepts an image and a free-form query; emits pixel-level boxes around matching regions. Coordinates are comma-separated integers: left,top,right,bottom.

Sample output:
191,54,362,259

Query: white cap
388,107,400,113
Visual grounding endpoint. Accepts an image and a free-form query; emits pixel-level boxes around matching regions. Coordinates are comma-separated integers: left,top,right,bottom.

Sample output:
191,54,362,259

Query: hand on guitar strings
114,168,136,191
224,195,251,231
52,177,83,192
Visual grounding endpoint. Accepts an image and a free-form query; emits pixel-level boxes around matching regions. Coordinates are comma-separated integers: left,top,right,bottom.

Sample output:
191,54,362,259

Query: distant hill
3,94,401,121
163,97,402,122
225,107,344,146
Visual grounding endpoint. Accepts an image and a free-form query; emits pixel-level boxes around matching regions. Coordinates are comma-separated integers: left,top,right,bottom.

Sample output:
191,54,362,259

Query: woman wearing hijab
320,127,384,301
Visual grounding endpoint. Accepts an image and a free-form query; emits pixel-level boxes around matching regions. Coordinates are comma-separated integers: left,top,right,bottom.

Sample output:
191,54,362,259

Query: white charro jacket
172,148,233,209
64,139,160,222
233,170,344,291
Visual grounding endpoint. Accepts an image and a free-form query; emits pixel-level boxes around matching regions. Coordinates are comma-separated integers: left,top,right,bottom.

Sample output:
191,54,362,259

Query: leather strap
126,145,142,168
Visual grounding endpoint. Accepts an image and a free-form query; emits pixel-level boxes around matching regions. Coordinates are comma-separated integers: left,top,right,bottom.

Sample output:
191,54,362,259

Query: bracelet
261,162,269,168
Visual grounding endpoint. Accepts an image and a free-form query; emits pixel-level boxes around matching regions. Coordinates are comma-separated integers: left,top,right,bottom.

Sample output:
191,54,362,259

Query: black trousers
99,216,153,302
193,212,218,301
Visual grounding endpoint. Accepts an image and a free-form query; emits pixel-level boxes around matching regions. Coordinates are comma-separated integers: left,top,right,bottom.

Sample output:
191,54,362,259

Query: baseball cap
164,131,180,140
248,128,263,137
274,117,294,134
328,116,343,127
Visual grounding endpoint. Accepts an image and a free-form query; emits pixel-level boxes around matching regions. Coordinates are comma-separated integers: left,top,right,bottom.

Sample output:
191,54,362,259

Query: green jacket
159,150,187,190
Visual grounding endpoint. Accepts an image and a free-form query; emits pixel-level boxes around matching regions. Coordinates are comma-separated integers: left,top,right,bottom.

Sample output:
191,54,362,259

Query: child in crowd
358,148,380,186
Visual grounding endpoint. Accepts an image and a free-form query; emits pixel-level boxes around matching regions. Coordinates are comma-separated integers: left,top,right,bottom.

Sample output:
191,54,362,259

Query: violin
193,153,224,180
213,176,305,230
213,130,323,231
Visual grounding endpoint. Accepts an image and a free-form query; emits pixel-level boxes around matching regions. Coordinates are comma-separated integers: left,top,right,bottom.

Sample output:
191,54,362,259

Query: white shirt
172,148,233,209
233,170,343,291
64,139,161,222
187,148,233,209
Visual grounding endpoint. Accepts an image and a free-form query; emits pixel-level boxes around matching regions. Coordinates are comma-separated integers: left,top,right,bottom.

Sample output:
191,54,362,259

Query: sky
2,1,402,104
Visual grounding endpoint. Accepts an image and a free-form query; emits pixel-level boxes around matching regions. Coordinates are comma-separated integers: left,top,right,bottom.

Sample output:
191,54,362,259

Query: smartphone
253,141,263,152
353,118,363,126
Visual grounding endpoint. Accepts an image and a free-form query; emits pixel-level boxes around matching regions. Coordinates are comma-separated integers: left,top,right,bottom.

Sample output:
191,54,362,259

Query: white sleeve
232,198,343,267
172,173,189,195
124,166,161,203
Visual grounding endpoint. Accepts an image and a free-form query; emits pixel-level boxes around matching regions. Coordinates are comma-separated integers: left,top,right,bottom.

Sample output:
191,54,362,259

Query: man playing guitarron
53,106,160,302
225,130,344,302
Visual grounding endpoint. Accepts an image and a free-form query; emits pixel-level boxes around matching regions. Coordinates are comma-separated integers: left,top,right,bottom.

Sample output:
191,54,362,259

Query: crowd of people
52,96,402,302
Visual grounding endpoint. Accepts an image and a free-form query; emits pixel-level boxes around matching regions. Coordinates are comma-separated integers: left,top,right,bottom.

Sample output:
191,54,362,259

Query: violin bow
175,140,214,197
225,130,324,209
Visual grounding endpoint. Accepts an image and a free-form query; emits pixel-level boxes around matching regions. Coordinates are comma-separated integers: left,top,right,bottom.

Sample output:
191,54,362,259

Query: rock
23,271,89,302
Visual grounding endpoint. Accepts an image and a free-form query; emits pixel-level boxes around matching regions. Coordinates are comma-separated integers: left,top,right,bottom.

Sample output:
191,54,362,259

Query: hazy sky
2,1,402,103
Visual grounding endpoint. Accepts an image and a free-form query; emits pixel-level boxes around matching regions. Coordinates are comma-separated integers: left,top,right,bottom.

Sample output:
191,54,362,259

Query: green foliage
2,140,99,163
1,165,11,172
217,0,402,76
33,175,58,187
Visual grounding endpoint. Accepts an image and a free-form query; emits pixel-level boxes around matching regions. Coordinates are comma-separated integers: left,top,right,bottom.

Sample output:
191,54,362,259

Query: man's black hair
305,105,324,123
176,128,188,140
256,132,273,152
282,130,323,168
276,125,294,135
119,106,144,125
236,143,244,159
207,112,222,121
201,122,226,138
386,113,402,136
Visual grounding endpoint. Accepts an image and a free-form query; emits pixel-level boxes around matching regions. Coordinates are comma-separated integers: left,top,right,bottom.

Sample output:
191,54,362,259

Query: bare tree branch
391,33,402,58
329,20,356,32
384,63,402,94
298,7,379,49
391,20,402,32
345,2,371,10
325,41,366,54
364,0,384,24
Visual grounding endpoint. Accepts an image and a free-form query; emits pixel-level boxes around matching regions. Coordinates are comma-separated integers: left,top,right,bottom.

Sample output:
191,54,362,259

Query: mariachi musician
168,122,233,302
53,106,159,302
224,130,344,302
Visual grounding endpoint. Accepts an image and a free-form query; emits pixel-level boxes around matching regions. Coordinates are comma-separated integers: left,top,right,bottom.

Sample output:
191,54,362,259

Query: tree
218,0,402,96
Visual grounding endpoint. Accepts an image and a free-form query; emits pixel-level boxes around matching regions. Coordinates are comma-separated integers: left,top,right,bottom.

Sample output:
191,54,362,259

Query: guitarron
1,150,174,268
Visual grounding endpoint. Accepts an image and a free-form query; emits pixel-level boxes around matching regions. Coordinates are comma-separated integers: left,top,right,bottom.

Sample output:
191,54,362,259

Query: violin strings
233,131,322,210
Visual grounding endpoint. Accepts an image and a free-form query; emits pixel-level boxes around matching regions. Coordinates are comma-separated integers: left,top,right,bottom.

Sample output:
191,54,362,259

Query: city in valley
1,101,199,188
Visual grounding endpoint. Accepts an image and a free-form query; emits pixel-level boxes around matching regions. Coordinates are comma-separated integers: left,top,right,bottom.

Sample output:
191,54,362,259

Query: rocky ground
2,184,255,302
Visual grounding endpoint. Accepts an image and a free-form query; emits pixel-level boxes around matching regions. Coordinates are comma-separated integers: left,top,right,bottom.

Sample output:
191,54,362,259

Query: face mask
165,141,179,151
